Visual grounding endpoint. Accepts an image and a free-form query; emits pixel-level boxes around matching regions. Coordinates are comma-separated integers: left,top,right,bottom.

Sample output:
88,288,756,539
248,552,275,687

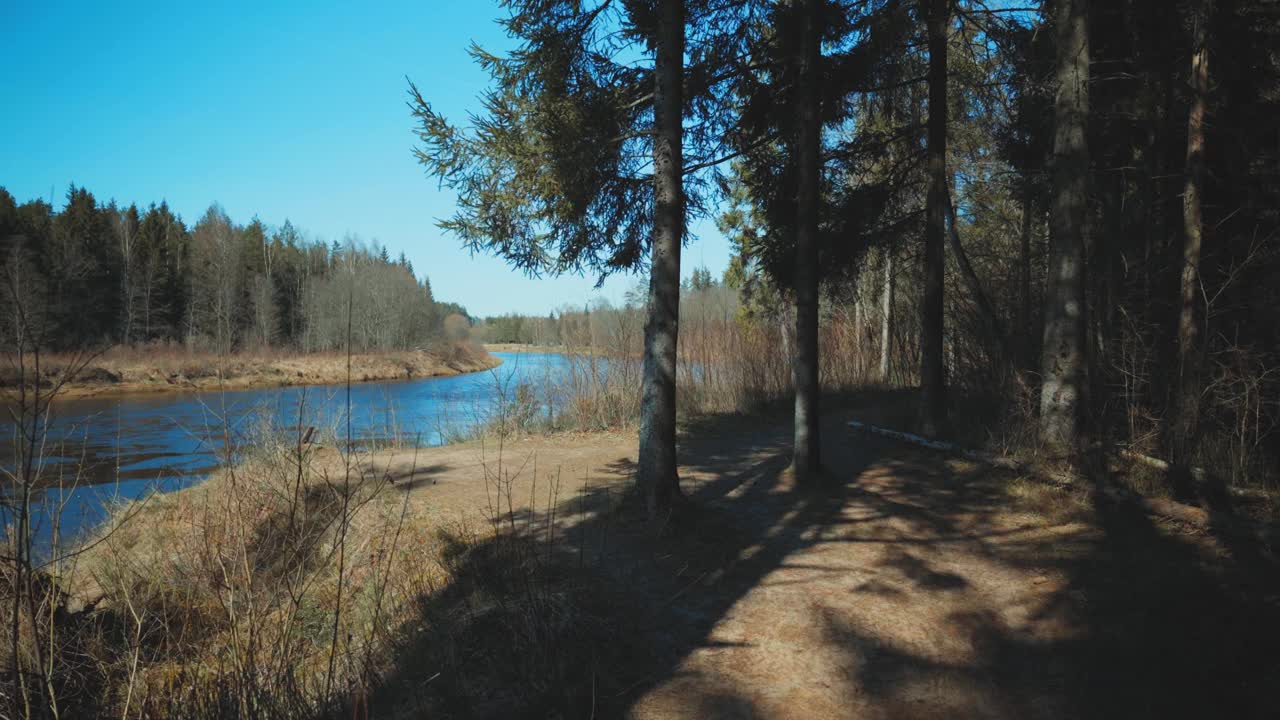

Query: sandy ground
346,399,1280,719
4,347,501,399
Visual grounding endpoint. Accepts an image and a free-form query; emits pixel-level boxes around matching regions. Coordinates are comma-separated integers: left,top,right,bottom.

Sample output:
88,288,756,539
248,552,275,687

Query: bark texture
1039,0,1090,453
1174,0,1211,462
880,247,894,382
921,0,948,436
637,0,685,517
792,0,823,482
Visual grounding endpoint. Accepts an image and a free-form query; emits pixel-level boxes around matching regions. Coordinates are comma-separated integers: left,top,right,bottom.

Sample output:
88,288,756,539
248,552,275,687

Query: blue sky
0,1,731,317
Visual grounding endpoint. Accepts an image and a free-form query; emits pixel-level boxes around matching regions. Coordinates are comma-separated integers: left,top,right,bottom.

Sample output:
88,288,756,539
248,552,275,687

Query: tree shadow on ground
380,461,450,490
358,392,1280,719
820,465,1280,719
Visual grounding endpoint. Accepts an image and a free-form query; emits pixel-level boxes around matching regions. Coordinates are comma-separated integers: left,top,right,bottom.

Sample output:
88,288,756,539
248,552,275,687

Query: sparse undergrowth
5,425,638,719
34,435,413,718
2,320,1272,718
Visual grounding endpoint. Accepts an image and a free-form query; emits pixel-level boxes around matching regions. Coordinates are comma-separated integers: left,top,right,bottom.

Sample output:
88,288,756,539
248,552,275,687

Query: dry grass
0,341,498,398
460,310,878,446
4,297,1273,717
40,426,427,718
7,394,1279,718
41,423,642,718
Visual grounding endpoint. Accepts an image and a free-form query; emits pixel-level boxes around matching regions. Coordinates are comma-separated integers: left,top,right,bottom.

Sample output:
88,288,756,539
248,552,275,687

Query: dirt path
363,404,1279,719
367,429,639,526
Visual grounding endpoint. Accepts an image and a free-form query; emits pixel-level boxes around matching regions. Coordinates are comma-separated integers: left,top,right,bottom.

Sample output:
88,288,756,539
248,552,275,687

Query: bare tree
249,273,277,349
189,206,243,354
1017,184,1035,368
1173,0,1212,460
881,246,895,381
115,206,139,344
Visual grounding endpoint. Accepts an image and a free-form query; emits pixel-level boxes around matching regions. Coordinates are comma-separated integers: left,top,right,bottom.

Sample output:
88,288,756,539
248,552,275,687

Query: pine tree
1039,0,1090,453
717,0,870,477
636,0,687,514
791,0,823,481
410,0,748,516
920,0,948,437
48,186,121,347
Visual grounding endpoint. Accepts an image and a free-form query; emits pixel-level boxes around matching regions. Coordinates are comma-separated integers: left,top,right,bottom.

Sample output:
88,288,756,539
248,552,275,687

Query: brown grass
48,430,434,717
6,300,1275,717
463,309,878,445
7,394,1276,718
0,341,500,399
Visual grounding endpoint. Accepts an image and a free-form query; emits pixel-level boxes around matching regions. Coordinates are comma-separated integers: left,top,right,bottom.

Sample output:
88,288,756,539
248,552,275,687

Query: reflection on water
1,352,573,551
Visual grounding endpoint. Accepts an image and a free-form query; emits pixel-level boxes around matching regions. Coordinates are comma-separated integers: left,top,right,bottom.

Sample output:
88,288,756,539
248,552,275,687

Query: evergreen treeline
413,0,1280,509
0,185,466,353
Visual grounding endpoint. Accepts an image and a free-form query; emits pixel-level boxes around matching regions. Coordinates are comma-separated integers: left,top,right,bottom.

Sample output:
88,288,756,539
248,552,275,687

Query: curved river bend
2,352,574,550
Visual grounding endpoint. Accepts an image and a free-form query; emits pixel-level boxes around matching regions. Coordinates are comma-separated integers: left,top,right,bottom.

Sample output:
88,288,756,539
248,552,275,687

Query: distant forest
0,186,468,353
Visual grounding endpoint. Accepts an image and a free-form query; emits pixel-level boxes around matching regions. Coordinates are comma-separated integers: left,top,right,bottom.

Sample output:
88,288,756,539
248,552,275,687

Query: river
2,351,576,551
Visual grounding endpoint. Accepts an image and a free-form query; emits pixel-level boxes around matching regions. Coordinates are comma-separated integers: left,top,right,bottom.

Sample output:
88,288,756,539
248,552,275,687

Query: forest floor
265,392,1280,718
1,342,501,399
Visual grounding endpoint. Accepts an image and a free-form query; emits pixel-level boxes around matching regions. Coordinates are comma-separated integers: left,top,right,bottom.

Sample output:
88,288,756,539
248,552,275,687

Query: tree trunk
1017,181,1034,367
792,0,822,483
853,290,863,378
637,0,685,518
880,246,894,382
120,219,135,345
1174,0,1211,461
921,0,948,436
1039,0,1090,453
143,267,155,341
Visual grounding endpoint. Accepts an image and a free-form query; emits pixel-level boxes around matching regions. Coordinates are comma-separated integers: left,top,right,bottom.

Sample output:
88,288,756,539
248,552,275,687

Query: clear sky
0,1,731,317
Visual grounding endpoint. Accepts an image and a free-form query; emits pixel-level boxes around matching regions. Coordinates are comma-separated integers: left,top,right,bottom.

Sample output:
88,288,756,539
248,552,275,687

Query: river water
2,352,575,550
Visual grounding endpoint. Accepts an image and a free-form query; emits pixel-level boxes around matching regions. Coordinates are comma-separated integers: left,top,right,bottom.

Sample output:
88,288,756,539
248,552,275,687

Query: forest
2,0,1279,717
0,185,466,354
415,0,1279,501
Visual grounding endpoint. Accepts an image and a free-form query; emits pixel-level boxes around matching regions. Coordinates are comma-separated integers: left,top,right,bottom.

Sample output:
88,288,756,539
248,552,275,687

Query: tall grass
0,362,432,718
464,292,879,441
0,288,462,718
2,366,631,718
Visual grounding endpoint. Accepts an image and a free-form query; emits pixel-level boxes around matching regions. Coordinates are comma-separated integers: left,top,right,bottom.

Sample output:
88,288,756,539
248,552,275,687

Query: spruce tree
410,0,747,516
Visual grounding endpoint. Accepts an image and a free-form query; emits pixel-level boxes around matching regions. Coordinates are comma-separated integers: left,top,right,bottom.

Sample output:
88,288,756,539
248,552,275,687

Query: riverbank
483,342,561,353
1,342,502,399
483,342,606,355
58,400,1280,717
